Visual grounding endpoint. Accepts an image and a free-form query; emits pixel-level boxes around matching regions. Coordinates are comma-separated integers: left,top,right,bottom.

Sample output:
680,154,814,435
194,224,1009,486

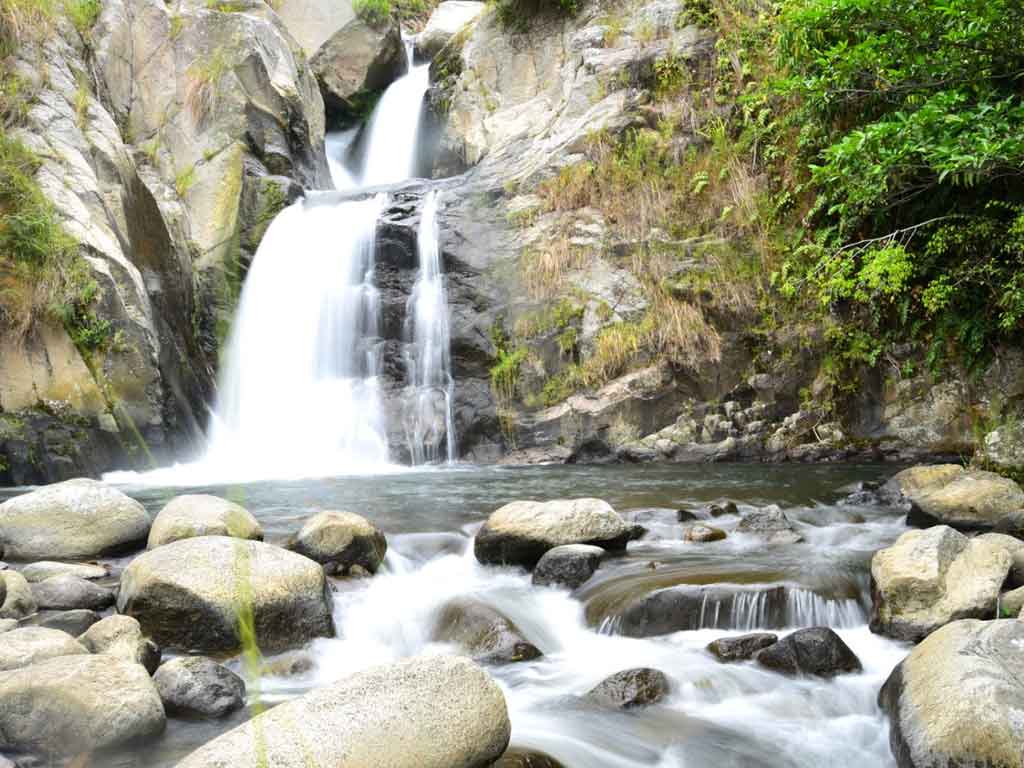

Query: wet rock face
475,498,634,569
154,657,246,719
753,628,862,678
117,536,335,654
532,544,604,590
433,598,542,664
880,619,1024,768
870,525,1011,642
174,655,511,768
586,668,671,710
707,632,778,663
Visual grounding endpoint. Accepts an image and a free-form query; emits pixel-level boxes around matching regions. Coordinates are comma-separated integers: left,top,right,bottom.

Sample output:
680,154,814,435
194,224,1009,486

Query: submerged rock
433,598,542,664
870,526,1010,642
880,619,1024,768
0,626,88,672
0,655,165,755
80,615,161,675
148,495,263,549
707,632,778,663
21,561,109,583
683,523,726,543
475,499,634,569
30,574,115,611
154,657,245,719
117,536,335,654
754,628,861,678
586,668,670,709
735,506,804,544
532,544,604,589
0,571,36,619
887,464,1024,532
173,655,510,768
0,478,150,560
285,510,387,576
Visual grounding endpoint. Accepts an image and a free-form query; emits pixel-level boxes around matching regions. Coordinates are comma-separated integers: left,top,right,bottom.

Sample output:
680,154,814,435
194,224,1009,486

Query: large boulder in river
80,615,161,675
0,478,150,560
148,495,263,549
31,574,115,611
870,525,1011,642
174,655,510,768
0,655,165,755
0,627,88,672
753,627,861,678
475,499,634,568
886,464,1024,531
585,668,670,709
117,537,335,653
154,657,245,719
433,598,542,664
879,619,1024,768
0,570,36,619
285,510,387,576
532,544,604,589
416,1,486,58
311,16,405,115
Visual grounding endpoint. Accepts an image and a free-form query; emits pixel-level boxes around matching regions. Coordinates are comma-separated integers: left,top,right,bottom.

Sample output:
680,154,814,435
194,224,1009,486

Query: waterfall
403,190,457,464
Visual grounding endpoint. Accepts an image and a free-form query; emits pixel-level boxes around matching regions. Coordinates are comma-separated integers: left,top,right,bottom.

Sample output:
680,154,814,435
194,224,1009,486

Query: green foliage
353,0,390,25
488,319,526,402
493,0,578,33
64,0,100,35
174,165,197,197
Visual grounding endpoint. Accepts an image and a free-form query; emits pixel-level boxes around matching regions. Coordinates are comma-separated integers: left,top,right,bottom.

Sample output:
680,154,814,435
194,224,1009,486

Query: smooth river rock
80,615,161,674
586,667,671,709
285,510,387,576
21,560,109,582
887,464,1024,532
753,627,862,678
0,626,88,672
707,632,779,662
311,16,405,114
735,506,804,544
148,494,263,549
117,536,335,653
173,655,511,768
0,478,150,560
0,570,36,619
154,657,246,718
870,525,1011,641
475,498,634,569
0,655,165,755
30,573,115,611
683,523,727,543
532,544,604,589
33,608,101,636
879,619,1024,768
434,598,542,664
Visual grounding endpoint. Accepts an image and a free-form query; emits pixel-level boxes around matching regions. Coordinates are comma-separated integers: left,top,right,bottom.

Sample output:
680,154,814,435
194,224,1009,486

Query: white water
403,190,457,463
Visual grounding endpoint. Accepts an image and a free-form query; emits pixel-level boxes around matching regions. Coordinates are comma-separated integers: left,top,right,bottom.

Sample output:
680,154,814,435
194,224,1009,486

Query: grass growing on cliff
352,0,439,28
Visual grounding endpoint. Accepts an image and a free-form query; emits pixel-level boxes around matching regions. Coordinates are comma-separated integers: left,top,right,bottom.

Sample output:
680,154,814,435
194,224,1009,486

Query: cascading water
403,190,457,464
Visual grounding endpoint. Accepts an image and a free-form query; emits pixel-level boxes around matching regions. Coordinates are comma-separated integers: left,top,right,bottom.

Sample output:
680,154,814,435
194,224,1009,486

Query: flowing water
81,462,910,767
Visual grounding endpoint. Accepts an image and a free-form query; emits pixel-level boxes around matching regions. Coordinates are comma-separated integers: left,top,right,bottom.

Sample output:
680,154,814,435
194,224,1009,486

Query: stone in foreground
887,464,1024,531
586,667,670,709
285,510,387,576
0,570,35,619
475,499,634,569
707,632,778,662
754,627,861,678
80,615,161,674
433,598,542,664
870,525,1010,641
0,478,150,560
0,655,165,755
31,573,115,611
117,536,335,653
154,657,245,718
0,626,88,672
532,544,604,589
879,619,1024,768
148,494,263,549
174,655,510,768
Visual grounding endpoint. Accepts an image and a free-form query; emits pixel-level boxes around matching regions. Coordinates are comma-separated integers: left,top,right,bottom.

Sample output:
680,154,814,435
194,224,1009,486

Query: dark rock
753,628,862,678
80,615,162,675
493,749,566,768
705,502,739,518
619,585,789,638
32,609,102,636
154,657,246,719
30,574,115,611
532,545,604,590
676,508,699,522
433,598,541,664
707,632,778,662
586,668,670,709
736,506,804,544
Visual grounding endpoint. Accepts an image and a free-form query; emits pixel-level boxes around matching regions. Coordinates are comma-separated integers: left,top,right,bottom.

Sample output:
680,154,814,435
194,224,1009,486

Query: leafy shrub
353,0,390,26
494,0,577,32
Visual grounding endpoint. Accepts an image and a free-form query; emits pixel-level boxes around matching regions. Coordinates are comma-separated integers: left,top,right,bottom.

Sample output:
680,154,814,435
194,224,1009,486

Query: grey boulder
148,494,263,549
0,626,88,672
21,561,109,582
31,574,115,611
707,632,779,662
532,544,604,590
735,506,804,544
433,598,542,664
0,571,35,619
887,464,1024,531
80,615,161,674
285,510,387,576
154,657,245,718
585,667,670,709
754,628,862,678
